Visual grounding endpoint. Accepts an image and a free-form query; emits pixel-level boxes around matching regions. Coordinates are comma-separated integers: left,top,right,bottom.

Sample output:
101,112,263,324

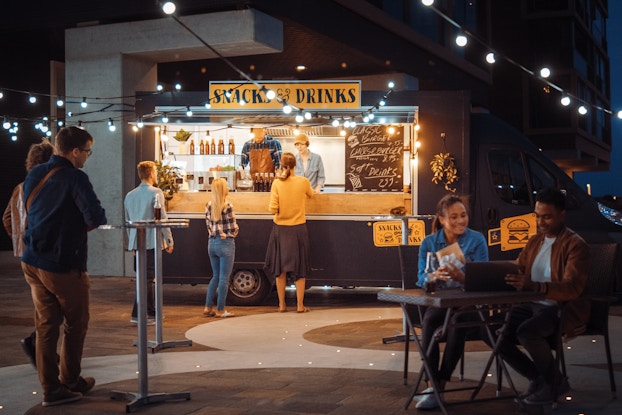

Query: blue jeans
205,237,235,311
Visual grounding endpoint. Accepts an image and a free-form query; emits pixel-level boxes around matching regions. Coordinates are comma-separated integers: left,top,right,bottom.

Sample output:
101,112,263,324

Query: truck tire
227,269,272,306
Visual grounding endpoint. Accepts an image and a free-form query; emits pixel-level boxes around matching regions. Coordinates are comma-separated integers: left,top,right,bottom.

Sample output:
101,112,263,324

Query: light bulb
282,104,292,114
456,34,468,47
560,96,571,106
304,111,312,120
28,95,37,104
175,83,182,91
540,67,551,78
265,89,276,100
486,52,496,64
56,97,64,107
162,2,176,15
295,113,304,123
332,118,340,127
578,105,587,115
422,0,434,6
81,97,88,108
617,110,622,119
186,107,193,117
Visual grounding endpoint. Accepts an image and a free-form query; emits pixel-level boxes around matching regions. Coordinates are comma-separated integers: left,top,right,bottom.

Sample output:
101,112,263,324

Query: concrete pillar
65,9,282,276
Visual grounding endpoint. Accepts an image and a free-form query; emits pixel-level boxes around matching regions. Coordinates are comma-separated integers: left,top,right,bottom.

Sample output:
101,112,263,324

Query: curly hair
25,139,54,172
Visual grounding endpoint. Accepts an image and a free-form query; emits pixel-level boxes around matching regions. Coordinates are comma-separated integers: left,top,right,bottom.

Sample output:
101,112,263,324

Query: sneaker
415,387,442,410
217,310,235,318
42,386,82,407
130,317,156,325
523,383,552,405
65,376,95,394
20,334,37,368
521,376,545,398
413,386,433,401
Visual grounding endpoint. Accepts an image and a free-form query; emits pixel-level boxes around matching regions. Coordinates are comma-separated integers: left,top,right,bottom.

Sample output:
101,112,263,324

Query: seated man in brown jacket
501,187,590,405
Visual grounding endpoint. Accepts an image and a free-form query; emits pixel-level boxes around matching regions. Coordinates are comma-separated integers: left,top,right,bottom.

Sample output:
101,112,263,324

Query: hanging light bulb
186,106,193,117
422,0,434,6
162,2,176,15
560,96,571,106
81,97,88,108
204,101,211,109
363,115,370,123
339,126,346,136
0,90,3,99
108,118,116,132
137,118,144,128
455,34,468,47
617,110,622,119
174,83,182,91
56,97,64,107
293,125,300,135
387,81,395,89
28,95,37,104
265,89,276,100
162,113,169,123
485,52,496,64
156,83,164,92
295,112,304,123
578,105,587,115
282,102,292,114
540,67,551,78
331,118,340,127
3,117,10,129
304,111,312,120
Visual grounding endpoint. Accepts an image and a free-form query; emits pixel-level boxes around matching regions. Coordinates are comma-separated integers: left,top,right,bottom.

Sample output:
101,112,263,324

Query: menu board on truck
345,125,404,192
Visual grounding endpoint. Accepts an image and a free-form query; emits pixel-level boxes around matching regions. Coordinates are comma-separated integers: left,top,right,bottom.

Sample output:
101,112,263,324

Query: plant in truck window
173,128,192,142
155,161,181,201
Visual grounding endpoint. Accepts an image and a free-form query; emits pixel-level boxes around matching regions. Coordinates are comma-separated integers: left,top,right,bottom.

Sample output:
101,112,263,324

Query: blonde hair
137,161,156,180
210,178,229,221
278,152,296,181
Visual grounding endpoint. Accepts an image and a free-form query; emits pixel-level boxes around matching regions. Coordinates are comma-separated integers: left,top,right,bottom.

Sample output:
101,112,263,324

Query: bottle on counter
210,138,216,155
253,173,260,192
268,172,274,192
189,139,195,155
200,139,205,155
153,195,162,220
228,138,235,155
218,139,224,155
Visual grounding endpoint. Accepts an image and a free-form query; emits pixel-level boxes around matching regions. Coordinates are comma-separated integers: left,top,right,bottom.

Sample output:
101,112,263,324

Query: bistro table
100,219,191,413
378,287,545,415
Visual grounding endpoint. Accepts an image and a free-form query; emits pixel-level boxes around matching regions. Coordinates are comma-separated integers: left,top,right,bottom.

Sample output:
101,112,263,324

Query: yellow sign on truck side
373,220,426,247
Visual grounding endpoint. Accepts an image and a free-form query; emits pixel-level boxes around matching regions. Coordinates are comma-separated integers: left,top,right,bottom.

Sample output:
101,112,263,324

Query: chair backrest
398,245,420,290
586,243,619,296
585,243,620,334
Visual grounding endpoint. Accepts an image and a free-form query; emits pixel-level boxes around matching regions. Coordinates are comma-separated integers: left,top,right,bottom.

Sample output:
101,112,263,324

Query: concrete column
64,10,282,276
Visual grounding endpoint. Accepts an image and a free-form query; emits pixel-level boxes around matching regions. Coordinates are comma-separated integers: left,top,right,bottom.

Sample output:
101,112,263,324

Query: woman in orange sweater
264,152,314,313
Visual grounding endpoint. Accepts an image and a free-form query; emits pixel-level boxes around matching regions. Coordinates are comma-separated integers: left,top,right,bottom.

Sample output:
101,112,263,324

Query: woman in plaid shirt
203,178,239,318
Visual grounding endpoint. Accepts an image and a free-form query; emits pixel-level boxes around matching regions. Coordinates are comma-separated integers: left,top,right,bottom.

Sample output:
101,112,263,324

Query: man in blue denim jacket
21,126,107,407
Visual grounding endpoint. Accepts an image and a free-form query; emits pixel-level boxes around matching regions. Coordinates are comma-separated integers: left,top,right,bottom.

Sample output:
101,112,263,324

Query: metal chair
558,242,619,399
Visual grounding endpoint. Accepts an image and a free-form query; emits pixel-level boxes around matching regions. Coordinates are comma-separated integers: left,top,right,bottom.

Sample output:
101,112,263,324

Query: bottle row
187,138,236,155
253,172,275,192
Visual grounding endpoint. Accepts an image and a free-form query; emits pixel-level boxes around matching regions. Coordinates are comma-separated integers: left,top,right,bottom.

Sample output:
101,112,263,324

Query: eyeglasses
78,148,93,156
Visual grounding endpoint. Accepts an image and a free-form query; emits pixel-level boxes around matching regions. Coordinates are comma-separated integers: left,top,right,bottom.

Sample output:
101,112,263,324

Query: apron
249,143,275,176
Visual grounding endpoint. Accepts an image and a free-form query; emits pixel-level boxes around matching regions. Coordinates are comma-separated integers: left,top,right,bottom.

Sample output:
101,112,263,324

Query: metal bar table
101,219,191,413
378,288,544,415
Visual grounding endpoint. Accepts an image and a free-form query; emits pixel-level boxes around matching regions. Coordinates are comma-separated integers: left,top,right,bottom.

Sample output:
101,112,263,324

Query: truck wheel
227,269,272,306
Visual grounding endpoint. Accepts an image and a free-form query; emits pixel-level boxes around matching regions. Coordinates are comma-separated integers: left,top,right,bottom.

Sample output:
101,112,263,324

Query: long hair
278,152,296,181
432,194,469,232
210,178,229,222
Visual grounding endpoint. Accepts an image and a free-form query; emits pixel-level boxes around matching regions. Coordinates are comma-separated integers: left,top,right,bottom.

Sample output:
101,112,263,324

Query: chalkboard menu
345,125,404,192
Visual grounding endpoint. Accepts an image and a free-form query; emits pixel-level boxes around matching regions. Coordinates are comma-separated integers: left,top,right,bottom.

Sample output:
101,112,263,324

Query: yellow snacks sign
373,220,426,247
208,81,361,110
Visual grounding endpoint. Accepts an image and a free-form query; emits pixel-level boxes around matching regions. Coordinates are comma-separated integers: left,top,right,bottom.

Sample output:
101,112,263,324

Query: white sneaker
413,387,434,401
415,387,442,410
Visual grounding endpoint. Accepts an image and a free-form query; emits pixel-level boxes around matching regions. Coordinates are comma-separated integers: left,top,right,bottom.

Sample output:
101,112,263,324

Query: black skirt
264,223,311,282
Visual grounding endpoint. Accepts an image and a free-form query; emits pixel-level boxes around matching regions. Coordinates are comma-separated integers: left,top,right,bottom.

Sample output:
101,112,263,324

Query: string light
81,97,88,108
107,118,116,132
162,2,176,15
28,95,37,104
56,97,64,107
185,106,193,117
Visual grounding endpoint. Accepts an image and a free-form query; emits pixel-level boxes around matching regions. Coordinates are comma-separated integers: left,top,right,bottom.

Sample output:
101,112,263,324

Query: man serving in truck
240,127,282,177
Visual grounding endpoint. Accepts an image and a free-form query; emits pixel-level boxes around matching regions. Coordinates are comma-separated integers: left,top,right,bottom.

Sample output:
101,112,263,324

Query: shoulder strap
25,167,64,212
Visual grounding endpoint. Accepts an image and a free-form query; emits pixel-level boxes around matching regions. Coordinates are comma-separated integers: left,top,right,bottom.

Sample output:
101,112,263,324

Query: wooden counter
167,191,412,215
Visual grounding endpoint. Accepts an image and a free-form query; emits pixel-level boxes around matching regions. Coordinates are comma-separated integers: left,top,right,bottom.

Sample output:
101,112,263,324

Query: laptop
463,261,519,292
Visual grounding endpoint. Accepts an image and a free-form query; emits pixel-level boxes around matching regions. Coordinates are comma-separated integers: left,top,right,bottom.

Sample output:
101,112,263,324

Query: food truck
136,82,622,305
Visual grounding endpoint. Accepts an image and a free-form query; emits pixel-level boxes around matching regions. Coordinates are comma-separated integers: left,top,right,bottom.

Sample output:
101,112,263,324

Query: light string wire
423,1,618,116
